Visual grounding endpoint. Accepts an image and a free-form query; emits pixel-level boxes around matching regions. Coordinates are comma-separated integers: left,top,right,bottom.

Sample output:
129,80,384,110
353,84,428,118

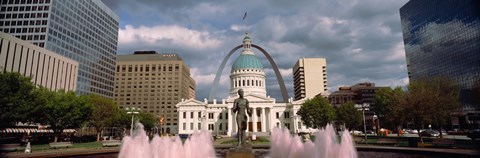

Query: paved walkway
1,147,119,158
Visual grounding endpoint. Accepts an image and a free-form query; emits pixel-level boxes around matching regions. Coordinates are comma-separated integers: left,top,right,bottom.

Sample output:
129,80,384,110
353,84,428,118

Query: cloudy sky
102,0,410,101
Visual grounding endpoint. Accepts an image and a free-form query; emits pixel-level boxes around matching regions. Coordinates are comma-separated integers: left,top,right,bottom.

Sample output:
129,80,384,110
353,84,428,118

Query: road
360,133,471,140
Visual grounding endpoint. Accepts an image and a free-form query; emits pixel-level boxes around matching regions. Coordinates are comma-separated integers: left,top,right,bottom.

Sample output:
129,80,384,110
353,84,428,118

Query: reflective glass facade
0,0,119,98
400,0,480,123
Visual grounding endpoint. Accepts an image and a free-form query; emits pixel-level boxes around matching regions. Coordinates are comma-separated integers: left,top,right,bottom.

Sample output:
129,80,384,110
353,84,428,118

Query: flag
243,12,247,20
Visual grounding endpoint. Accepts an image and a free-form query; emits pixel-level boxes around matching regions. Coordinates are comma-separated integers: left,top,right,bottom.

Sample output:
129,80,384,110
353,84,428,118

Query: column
227,108,232,136
193,111,198,131
261,108,266,132
253,108,257,132
268,107,275,131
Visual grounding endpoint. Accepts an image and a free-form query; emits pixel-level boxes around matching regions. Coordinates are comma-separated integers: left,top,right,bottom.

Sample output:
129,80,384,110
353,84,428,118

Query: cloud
118,25,222,51
104,0,411,101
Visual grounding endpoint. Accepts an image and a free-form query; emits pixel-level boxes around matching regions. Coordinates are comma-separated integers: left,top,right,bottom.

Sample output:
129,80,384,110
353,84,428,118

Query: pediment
175,98,207,108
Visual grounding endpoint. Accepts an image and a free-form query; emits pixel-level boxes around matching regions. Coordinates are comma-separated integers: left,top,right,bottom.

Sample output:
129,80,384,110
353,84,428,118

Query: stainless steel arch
208,44,289,102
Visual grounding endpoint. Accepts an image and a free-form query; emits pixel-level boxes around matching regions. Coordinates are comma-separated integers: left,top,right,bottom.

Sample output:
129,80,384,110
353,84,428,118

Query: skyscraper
400,0,480,127
0,0,119,97
115,51,196,134
292,58,328,100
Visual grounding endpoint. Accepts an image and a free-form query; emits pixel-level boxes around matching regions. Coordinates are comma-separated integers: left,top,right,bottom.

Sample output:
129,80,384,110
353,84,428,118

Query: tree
373,87,407,136
137,112,157,132
0,71,37,129
336,102,362,130
297,97,335,129
35,89,93,142
88,94,120,141
428,77,460,138
401,77,461,142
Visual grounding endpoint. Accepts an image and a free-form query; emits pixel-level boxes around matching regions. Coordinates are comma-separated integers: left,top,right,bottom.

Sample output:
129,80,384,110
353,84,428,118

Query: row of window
0,5,49,12
233,78,263,87
0,12,49,20
1,0,51,5
182,111,229,120
117,64,181,73
182,123,229,131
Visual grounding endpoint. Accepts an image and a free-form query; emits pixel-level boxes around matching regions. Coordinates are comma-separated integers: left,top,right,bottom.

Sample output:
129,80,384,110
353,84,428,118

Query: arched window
247,80,250,86
256,80,258,86
242,80,245,86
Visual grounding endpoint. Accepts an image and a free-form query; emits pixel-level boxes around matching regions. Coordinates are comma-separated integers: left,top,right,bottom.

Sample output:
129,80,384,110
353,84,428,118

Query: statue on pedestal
232,89,252,148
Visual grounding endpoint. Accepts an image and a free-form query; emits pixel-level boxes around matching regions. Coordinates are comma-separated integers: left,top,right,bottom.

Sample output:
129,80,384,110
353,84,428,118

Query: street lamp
356,103,370,144
126,107,139,136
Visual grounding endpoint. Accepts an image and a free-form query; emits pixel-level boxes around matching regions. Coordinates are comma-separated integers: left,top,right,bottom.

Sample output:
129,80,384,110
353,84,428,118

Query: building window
219,123,222,130
225,113,228,119
191,112,193,118
276,112,279,119
183,123,186,130
219,113,222,119
208,124,214,131
208,113,214,119
183,112,186,119
190,123,193,130
284,112,290,119
198,123,201,130
198,112,201,118
276,122,280,128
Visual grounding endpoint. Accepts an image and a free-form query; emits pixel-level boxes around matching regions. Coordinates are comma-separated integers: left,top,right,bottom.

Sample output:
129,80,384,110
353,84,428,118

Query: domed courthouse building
176,33,316,136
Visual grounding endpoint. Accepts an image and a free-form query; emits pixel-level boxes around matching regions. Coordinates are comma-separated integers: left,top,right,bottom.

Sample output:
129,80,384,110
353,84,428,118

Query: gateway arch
208,44,289,102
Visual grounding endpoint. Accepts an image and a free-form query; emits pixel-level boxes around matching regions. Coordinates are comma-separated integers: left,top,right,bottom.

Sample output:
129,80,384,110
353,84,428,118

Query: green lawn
7,141,106,153
220,136,270,145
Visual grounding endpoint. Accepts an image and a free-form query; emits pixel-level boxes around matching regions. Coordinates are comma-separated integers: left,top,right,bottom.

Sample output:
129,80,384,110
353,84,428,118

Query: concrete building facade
0,0,119,98
114,51,196,134
0,31,78,91
293,58,328,100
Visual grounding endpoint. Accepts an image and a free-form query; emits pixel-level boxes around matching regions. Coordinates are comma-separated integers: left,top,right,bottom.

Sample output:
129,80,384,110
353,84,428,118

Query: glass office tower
400,0,480,128
0,0,119,98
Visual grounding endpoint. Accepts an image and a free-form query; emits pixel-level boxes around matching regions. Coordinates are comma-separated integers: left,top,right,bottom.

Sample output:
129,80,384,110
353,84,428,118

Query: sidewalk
1,147,119,158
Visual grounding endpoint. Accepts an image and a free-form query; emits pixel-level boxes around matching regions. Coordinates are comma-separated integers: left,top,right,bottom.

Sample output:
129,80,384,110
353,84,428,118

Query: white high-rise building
293,58,328,100
176,33,316,136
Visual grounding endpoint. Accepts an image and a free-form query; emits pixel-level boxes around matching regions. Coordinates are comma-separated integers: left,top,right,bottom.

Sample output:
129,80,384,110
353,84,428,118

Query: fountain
119,123,356,158
270,124,357,158
118,123,216,158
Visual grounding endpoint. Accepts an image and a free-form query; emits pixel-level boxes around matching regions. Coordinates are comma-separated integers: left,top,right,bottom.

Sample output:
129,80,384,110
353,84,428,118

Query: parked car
467,129,480,140
404,129,418,134
420,130,440,137
366,130,375,134
350,130,363,135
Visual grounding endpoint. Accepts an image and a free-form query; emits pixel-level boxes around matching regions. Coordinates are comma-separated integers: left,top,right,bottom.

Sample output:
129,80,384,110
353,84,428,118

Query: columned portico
227,107,232,135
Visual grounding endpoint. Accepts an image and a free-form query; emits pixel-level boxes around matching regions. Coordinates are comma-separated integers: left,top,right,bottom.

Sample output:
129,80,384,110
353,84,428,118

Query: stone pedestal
226,143,254,158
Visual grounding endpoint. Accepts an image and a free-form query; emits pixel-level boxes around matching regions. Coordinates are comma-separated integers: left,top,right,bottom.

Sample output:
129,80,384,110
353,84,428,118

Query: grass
7,141,106,153
220,136,270,145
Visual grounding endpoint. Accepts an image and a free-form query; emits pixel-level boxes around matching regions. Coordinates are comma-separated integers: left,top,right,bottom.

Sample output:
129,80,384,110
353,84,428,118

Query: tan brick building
114,51,196,133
